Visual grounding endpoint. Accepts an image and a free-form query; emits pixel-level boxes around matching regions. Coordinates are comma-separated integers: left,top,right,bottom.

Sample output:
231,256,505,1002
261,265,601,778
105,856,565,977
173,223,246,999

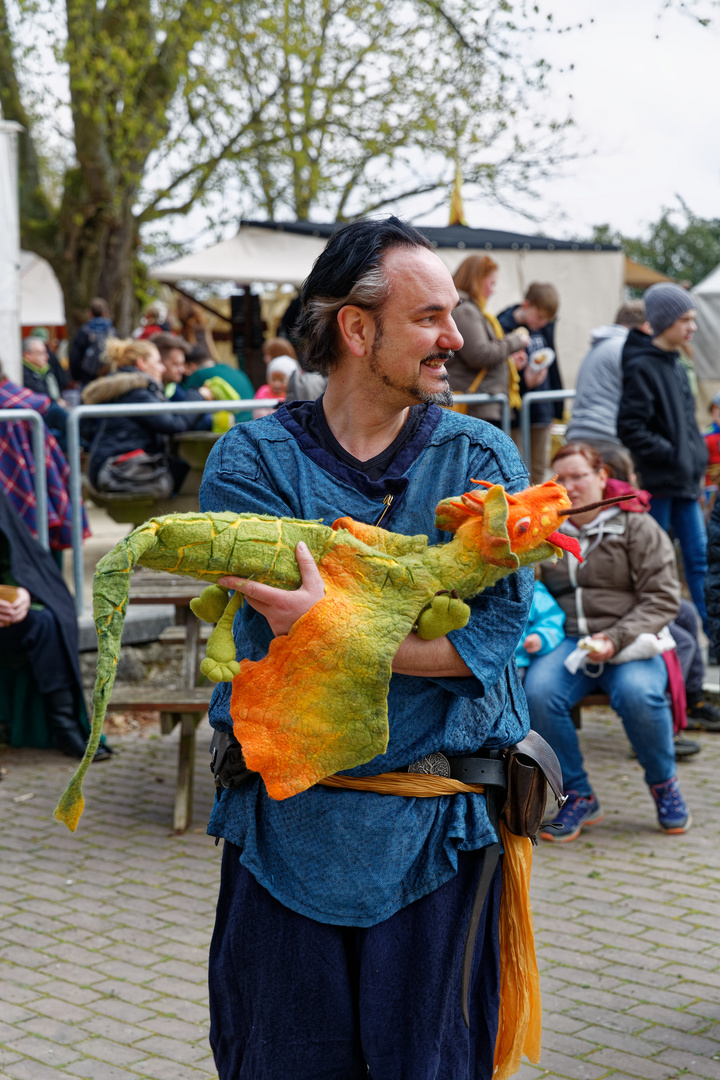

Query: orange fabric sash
316,771,542,1078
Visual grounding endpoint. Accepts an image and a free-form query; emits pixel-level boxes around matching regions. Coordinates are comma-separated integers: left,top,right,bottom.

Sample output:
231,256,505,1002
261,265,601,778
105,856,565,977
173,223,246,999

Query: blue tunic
199,403,532,927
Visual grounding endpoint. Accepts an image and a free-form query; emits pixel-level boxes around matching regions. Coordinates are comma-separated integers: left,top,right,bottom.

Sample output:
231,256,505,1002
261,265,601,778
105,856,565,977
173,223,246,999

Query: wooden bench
571,694,610,729
108,686,213,833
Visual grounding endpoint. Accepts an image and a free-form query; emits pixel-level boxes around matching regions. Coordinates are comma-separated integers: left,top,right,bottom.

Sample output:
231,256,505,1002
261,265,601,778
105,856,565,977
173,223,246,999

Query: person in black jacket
617,283,708,631
69,298,117,385
82,337,208,494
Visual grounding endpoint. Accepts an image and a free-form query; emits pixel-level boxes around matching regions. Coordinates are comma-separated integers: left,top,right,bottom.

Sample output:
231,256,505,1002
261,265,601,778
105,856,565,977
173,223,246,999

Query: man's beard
368,342,455,407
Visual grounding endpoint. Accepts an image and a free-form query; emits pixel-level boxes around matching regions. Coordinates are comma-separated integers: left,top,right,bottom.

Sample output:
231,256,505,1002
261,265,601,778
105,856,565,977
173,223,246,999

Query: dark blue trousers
209,842,501,1080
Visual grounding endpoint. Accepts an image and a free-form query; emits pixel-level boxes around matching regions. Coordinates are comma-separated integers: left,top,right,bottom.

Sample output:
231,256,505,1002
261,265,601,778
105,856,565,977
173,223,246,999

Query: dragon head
435,478,632,566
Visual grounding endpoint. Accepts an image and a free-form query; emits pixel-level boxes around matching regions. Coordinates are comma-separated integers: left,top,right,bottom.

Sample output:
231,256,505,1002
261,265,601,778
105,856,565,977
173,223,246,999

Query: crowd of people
6,218,720,1080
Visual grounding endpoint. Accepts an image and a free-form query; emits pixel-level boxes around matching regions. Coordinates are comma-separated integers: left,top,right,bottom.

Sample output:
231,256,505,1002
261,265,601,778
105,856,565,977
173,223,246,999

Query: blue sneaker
540,791,604,843
650,777,691,834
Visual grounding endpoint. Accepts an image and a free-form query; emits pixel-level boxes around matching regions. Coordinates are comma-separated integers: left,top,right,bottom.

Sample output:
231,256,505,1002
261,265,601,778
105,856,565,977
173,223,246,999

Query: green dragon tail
54,522,160,831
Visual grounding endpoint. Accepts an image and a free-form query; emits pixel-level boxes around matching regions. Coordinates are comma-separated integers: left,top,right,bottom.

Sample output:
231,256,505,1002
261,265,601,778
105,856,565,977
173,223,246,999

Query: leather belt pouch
500,730,565,842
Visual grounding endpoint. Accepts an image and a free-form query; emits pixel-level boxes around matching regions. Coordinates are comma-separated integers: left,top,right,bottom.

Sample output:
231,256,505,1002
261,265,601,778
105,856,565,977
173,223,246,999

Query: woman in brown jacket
523,442,690,842
446,255,529,425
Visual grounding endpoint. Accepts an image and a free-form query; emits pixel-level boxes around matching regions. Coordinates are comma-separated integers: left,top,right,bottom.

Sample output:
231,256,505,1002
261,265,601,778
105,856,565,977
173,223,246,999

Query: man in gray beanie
617,283,709,634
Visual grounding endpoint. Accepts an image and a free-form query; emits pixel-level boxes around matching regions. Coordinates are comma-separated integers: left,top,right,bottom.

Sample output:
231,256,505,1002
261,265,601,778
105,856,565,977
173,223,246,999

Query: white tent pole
0,121,24,383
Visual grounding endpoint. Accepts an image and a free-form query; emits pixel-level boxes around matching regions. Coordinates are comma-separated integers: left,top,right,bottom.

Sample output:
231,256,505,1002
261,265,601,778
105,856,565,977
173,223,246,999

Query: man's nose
441,318,464,351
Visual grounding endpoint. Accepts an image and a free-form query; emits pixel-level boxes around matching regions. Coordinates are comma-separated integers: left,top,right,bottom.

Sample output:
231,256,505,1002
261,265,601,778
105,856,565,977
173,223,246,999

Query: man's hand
523,632,542,654
511,349,528,372
0,587,32,628
587,633,616,662
218,542,325,637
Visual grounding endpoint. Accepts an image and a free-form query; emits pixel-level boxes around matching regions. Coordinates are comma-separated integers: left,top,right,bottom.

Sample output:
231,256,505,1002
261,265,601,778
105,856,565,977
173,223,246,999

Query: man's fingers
295,542,325,594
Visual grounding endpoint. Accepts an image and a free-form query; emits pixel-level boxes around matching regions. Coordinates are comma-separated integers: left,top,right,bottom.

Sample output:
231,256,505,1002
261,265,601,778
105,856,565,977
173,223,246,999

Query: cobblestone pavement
2,708,720,1080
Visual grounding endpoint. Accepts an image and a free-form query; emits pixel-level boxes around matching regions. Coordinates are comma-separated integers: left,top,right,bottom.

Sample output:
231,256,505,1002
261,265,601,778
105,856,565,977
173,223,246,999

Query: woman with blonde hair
446,255,529,425
82,337,205,495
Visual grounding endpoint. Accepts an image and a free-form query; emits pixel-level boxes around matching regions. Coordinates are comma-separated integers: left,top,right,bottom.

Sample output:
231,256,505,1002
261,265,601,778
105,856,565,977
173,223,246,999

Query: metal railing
67,398,279,613
67,392,510,612
0,408,48,548
519,389,576,470
451,393,510,434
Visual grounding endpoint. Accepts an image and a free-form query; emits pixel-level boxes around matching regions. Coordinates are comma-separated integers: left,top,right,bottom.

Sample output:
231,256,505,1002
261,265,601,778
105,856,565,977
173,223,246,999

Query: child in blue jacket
515,580,566,670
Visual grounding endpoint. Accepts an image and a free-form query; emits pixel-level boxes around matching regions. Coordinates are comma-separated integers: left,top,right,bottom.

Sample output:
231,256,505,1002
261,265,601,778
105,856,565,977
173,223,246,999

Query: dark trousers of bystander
649,496,709,633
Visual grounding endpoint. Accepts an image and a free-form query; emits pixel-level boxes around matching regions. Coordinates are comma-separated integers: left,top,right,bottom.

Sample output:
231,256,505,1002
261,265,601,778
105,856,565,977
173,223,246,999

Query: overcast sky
417,0,720,240
154,0,719,254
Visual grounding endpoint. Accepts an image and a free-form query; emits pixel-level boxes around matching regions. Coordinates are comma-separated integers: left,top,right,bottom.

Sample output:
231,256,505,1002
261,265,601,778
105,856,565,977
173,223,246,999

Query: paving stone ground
2,707,720,1079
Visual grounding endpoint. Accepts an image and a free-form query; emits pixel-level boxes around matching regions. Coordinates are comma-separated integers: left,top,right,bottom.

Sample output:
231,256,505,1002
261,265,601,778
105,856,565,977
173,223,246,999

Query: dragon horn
557,492,635,517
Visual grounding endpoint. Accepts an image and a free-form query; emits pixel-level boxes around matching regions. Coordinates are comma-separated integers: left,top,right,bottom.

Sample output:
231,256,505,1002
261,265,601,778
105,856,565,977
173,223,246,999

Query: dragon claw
416,591,471,640
200,657,241,683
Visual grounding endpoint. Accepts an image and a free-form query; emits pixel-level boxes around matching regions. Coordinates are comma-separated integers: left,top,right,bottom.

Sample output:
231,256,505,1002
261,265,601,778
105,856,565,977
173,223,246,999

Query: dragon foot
416,590,471,640
190,585,230,623
200,656,241,683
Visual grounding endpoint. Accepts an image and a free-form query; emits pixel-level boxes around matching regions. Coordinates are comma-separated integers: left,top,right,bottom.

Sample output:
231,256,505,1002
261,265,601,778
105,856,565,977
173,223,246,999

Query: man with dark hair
182,345,255,423
566,300,651,453
148,332,191,390
200,216,535,1080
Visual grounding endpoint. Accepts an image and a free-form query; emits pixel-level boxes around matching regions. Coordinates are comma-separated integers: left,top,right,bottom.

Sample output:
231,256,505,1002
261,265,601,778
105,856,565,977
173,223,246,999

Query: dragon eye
515,516,531,535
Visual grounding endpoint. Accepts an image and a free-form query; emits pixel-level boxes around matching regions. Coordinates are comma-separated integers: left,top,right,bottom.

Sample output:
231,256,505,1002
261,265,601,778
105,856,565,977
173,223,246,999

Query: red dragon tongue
547,531,583,562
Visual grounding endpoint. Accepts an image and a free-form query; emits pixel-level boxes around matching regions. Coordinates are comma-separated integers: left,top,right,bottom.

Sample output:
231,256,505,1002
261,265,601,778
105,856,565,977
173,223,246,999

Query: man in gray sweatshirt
566,301,650,453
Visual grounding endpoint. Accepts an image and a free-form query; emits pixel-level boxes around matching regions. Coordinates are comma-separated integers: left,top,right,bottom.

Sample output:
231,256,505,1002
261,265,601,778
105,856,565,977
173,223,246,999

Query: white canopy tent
20,251,66,327
153,221,625,388
692,265,720,381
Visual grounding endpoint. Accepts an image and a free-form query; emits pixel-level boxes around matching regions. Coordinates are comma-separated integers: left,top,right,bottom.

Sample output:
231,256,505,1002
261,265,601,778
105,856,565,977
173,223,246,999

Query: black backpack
76,324,114,382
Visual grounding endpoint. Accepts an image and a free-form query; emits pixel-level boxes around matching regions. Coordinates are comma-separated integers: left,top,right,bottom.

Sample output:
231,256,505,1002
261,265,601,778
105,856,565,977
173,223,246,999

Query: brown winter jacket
540,508,680,653
446,290,526,422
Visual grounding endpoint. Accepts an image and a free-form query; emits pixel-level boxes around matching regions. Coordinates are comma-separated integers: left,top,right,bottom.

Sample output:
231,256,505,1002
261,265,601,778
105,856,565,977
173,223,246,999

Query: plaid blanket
0,379,90,550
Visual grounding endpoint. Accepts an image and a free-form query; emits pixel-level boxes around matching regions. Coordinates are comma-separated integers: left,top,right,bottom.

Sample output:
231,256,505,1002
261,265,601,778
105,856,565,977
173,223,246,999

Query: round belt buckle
407,752,451,777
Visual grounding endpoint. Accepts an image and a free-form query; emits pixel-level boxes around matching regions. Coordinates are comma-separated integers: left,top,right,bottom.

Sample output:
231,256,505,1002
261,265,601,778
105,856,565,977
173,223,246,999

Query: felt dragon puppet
55,479,623,832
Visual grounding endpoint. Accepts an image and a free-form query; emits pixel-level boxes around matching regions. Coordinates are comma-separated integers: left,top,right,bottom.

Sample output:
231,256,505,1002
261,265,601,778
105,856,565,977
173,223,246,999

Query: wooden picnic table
128,568,207,686
107,568,214,831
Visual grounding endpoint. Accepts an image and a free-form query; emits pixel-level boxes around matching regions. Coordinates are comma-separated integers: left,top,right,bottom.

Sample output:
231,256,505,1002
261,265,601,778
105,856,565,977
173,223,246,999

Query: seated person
603,447,720,735
0,491,109,760
82,337,204,495
149,332,213,430
523,442,690,841
252,356,301,419
515,580,565,674
0,362,86,551
183,346,255,424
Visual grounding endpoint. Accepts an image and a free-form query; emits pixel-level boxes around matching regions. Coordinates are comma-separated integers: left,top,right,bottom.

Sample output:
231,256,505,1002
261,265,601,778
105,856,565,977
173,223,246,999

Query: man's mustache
422,351,454,363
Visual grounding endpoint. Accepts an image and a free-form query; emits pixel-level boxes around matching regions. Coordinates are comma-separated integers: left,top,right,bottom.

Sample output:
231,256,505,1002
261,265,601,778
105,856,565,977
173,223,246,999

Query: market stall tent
20,251,66,328
692,264,720,381
153,220,625,388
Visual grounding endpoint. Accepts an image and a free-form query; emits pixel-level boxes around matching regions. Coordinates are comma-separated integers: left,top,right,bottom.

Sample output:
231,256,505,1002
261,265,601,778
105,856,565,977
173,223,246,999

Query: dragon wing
230,538,429,800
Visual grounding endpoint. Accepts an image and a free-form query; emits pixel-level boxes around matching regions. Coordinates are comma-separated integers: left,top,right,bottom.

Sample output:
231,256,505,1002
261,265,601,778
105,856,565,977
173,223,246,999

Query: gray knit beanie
644,283,695,337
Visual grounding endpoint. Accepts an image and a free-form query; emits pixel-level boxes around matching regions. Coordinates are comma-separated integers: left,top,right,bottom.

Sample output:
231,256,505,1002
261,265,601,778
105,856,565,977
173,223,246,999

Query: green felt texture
54,481,572,826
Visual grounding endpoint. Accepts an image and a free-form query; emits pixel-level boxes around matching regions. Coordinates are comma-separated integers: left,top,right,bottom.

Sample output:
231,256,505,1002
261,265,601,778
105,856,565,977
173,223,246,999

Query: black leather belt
400,751,507,791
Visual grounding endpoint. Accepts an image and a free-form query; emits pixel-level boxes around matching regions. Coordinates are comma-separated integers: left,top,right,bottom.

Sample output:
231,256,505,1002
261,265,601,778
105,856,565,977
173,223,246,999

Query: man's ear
337,305,375,358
